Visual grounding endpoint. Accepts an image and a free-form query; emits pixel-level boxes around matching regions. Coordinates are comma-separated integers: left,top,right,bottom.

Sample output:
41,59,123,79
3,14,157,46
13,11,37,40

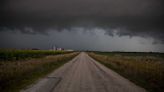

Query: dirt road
22,52,147,92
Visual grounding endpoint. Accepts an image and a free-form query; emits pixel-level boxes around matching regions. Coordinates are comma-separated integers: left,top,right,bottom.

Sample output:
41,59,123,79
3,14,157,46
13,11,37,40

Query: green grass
88,52,164,92
0,52,79,92
0,49,71,61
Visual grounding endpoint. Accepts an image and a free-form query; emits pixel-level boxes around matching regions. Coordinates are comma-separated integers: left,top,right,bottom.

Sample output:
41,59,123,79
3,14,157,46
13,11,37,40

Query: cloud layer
0,0,164,43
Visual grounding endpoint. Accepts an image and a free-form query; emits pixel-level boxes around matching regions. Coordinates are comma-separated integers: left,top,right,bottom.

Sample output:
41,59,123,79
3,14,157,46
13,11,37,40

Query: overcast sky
0,0,164,52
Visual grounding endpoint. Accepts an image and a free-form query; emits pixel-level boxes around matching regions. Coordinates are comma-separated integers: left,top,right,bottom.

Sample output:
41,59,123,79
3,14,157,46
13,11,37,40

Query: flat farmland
1,51,163,92
88,52,164,92
0,50,78,92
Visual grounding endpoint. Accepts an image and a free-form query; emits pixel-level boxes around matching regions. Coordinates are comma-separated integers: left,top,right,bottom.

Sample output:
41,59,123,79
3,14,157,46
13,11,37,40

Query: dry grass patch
0,52,79,92
88,52,164,92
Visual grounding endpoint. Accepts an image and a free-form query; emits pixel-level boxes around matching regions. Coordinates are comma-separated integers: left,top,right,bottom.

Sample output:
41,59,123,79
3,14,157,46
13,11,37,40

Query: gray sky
0,0,164,52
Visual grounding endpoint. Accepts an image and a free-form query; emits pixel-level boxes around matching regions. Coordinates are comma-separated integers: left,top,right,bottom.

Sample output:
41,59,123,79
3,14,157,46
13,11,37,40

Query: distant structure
57,48,64,51
51,44,64,51
52,45,57,50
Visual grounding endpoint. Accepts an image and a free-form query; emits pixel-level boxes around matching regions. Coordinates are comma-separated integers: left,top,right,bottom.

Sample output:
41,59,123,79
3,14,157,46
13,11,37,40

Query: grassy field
88,52,164,92
0,49,71,61
0,51,79,92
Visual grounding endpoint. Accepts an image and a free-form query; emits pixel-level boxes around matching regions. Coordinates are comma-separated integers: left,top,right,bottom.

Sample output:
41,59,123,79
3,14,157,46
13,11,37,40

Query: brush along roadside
88,52,164,92
0,52,79,92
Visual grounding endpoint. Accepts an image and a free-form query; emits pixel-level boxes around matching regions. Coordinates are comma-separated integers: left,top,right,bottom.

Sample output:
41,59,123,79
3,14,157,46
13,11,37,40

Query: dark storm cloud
0,0,164,42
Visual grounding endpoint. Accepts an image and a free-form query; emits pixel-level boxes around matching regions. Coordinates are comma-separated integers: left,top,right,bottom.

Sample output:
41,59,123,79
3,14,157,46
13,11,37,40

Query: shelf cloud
0,0,164,51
